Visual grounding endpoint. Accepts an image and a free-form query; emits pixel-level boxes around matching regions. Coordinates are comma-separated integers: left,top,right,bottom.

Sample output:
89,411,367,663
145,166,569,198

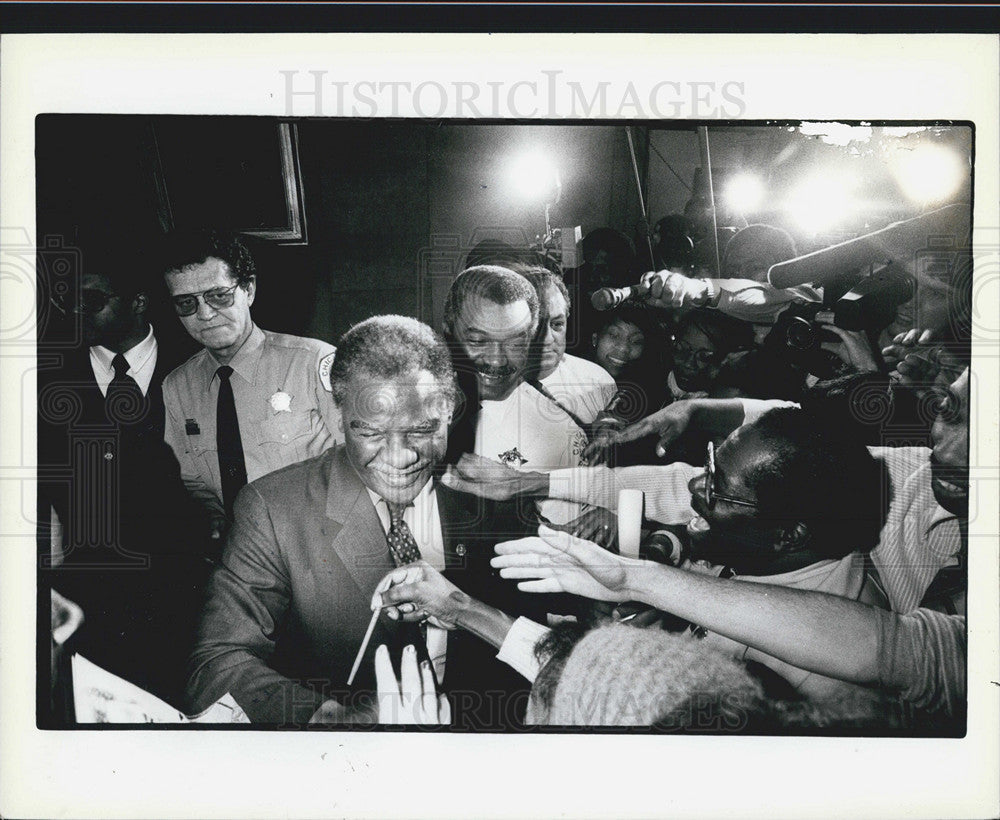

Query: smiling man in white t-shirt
443,265,589,525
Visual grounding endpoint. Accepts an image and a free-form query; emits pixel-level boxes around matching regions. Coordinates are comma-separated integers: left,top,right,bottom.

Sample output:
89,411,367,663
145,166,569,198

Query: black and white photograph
2,29,998,820
34,114,976,736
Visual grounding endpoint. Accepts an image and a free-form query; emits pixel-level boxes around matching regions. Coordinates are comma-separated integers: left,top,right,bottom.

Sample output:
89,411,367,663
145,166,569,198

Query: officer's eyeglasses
171,283,241,317
704,440,758,509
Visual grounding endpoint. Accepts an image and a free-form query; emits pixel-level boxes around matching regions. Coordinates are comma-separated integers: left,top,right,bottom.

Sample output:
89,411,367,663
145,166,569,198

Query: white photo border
2,32,998,820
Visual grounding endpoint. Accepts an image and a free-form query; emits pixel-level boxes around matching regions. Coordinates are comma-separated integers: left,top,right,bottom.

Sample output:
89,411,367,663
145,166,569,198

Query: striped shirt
741,398,964,615
878,608,966,716
868,446,964,614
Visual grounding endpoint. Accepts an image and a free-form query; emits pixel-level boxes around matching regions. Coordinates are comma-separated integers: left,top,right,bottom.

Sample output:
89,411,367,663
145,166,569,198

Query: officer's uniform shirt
163,324,340,519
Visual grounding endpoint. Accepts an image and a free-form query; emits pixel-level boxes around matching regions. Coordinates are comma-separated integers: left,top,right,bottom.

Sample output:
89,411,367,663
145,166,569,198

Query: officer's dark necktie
216,365,247,519
106,353,146,424
385,502,422,566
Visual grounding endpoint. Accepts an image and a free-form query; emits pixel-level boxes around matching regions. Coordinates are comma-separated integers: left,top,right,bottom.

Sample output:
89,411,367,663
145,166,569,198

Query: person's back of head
527,622,766,728
527,622,904,731
741,407,886,557
722,223,798,283
711,348,807,402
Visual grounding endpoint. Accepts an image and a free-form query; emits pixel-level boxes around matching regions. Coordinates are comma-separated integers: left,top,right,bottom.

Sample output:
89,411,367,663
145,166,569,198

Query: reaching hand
440,453,547,501
638,270,709,309
580,427,618,466
545,506,618,549
882,328,965,398
491,524,636,603
375,644,451,725
372,560,464,629
819,324,879,373
590,401,696,459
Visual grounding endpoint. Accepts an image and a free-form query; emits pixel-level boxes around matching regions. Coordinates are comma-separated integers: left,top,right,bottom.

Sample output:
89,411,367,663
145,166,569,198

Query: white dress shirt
367,480,448,680
89,324,158,397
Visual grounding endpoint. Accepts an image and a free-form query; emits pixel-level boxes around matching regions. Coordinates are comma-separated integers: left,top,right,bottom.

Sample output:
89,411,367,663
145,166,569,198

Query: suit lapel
436,479,480,570
322,446,395,597
65,349,108,424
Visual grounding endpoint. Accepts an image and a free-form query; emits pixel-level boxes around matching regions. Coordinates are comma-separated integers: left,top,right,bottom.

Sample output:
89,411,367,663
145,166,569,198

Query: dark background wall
36,116,648,349
36,116,972,353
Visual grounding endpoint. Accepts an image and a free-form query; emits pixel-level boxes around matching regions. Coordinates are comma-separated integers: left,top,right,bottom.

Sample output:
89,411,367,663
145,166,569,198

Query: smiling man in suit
186,315,544,728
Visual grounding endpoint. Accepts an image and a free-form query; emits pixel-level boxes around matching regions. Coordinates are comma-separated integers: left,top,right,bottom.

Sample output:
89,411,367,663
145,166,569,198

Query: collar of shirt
365,478,446,571
89,324,157,397
203,323,266,386
911,458,960,537
927,502,957,532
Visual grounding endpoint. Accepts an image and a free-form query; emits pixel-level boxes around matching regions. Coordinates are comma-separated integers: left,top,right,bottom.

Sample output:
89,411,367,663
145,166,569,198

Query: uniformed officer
159,231,340,541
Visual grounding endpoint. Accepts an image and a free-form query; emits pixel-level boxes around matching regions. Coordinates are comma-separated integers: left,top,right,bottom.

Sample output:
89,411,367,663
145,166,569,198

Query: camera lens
785,316,816,350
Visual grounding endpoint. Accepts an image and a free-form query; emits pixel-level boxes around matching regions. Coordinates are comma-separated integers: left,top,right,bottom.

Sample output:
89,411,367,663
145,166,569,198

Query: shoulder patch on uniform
318,350,336,392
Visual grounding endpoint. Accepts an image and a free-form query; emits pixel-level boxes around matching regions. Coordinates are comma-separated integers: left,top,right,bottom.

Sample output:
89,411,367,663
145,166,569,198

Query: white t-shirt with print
474,381,589,525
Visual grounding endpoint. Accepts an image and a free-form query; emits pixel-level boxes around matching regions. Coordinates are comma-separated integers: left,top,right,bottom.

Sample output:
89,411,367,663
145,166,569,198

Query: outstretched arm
443,453,700,528
373,560,517,650
493,526,964,711
372,561,550,682
584,398,751,462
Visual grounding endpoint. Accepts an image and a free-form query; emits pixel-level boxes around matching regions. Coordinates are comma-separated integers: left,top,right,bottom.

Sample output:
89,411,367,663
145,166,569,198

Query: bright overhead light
509,151,560,203
892,143,965,206
724,173,765,214
785,171,856,234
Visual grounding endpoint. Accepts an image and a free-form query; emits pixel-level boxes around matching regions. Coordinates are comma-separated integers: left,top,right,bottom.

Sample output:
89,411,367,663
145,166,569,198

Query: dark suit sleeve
185,483,326,724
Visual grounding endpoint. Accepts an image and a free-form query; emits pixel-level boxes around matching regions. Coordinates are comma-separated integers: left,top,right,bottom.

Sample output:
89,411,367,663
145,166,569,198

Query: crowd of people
40,213,970,733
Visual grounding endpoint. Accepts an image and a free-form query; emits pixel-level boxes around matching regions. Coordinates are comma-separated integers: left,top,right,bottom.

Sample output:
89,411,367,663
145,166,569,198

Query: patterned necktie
385,502,422,566
105,353,146,424
216,365,248,519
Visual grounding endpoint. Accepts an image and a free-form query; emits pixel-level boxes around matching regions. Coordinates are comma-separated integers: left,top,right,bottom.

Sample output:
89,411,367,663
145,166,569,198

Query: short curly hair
442,265,539,337
331,315,459,410
155,230,257,286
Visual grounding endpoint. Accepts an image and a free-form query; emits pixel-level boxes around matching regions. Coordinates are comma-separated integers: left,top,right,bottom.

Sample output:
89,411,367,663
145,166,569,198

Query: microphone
767,203,969,289
590,285,637,311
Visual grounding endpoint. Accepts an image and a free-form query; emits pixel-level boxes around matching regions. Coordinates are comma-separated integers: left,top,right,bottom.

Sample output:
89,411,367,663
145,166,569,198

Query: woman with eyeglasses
667,309,755,402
